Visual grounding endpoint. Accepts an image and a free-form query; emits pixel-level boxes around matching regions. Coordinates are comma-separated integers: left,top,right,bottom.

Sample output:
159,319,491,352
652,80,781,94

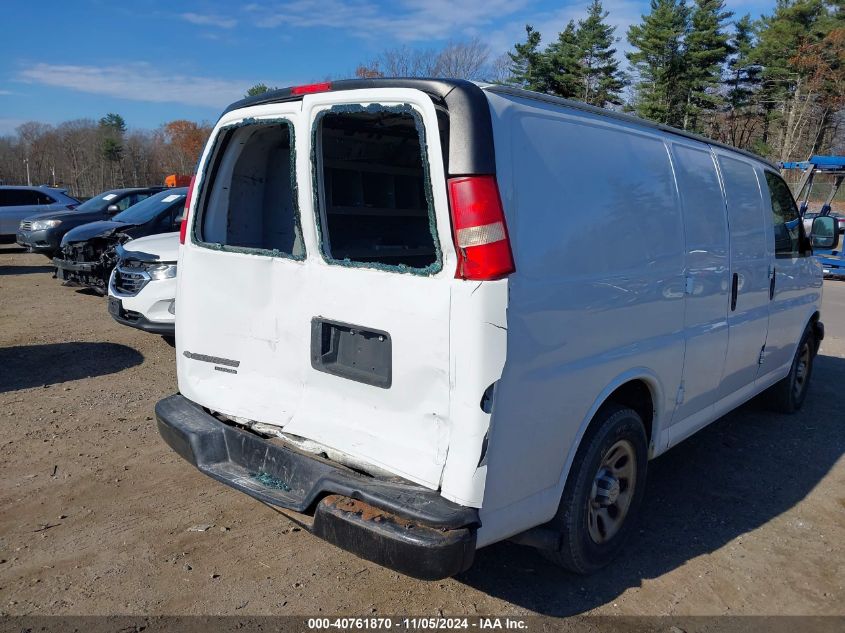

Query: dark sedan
54,188,187,293
16,186,164,257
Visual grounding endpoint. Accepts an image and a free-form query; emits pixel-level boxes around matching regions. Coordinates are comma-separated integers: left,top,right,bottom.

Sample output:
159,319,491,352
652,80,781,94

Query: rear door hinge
675,381,685,405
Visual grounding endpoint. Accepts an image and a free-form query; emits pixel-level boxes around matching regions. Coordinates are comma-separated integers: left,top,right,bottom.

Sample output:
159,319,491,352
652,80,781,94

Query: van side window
198,120,303,258
314,107,440,273
764,171,802,259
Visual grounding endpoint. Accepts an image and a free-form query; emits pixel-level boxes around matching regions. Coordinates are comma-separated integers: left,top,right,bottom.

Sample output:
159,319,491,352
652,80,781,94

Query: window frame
192,117,305,261
764,169,807,259
311,103,443,276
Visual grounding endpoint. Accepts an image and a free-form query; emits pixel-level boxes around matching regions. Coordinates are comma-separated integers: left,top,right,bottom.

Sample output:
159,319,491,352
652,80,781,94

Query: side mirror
106,204,120,214
810,216,841,250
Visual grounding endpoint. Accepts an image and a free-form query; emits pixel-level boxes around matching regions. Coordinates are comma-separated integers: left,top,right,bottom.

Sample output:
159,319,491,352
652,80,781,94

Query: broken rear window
198,119,303,259
314,106,441,273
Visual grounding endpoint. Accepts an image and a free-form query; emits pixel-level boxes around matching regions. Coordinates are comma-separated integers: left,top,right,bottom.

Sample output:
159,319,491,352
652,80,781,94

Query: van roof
482,84,779,171
222,78,777,174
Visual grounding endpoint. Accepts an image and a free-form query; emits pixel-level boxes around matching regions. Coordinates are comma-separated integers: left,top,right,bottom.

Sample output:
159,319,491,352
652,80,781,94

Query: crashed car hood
61,220,138,245
117,231,179,263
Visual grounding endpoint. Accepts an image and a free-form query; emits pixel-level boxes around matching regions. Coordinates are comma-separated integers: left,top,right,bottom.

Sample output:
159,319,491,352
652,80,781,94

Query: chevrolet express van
155,79,837,580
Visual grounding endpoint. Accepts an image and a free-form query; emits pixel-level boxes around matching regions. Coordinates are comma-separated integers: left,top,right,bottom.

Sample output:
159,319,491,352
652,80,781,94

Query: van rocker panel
155,394,478,579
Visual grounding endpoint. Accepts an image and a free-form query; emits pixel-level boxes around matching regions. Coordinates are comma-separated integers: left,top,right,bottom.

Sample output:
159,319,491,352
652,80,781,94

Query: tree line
350,0,843,162
0,114,212,198
508,0,844,161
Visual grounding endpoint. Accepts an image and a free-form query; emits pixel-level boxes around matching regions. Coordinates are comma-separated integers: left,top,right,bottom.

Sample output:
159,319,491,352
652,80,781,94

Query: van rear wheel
768,325,815,414
542,404,647,574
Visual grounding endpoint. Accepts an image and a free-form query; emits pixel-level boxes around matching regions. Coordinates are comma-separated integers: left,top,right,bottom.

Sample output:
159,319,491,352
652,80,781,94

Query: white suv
107,232,178,338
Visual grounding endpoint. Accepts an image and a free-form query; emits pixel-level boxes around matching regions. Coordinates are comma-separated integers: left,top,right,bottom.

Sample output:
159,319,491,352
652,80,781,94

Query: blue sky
0,0,775,135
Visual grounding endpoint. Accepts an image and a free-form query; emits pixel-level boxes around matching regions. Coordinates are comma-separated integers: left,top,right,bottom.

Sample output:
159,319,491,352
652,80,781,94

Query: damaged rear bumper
154,394,478,580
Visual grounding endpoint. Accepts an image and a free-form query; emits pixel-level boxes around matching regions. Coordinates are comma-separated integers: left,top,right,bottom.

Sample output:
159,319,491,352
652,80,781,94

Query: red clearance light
447,175,515,281
291,82,332,95
179,175,196,245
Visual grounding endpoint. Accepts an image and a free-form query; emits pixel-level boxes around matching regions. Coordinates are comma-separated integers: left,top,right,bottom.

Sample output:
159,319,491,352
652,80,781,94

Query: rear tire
542,404,648,574
768,325,815,414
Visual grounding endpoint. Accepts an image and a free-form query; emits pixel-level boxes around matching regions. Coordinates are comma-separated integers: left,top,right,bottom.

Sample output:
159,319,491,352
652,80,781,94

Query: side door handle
731,272,739,311
769,266,776,300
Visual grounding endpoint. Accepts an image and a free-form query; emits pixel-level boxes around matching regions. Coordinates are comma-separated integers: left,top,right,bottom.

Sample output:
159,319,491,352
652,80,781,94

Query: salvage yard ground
0,243,843,617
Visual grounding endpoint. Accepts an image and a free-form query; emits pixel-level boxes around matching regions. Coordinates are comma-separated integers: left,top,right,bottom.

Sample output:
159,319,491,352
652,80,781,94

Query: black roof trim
222,78,496,176
483,84,778,170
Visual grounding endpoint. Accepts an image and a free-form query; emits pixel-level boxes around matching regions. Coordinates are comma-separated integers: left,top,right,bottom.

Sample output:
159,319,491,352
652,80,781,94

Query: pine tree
682,0,733,131
726,14,760,110
751,0,835,159
245,83,277,97
544,21,583,98
721,14,763,148
576,0,625,106
627,0,690,127
507,25,549,92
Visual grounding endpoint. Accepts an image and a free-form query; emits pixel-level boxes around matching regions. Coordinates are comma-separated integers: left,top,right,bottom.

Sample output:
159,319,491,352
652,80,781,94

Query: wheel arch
554,369,663,498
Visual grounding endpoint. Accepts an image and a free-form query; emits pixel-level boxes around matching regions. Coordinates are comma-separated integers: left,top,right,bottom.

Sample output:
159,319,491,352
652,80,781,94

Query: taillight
447,175,515,281
291,81,331,95
179,175,196,245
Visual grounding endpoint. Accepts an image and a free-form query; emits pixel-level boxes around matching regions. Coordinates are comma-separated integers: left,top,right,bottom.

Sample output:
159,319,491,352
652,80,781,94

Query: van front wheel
542,405,647,574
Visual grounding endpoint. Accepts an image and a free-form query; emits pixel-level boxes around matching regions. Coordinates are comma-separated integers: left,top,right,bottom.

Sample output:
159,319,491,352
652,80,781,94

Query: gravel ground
0,243,843,618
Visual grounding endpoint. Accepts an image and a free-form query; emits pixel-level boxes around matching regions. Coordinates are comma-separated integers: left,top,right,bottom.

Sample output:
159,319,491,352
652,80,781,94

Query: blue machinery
780,155,845,278
780,155,845,217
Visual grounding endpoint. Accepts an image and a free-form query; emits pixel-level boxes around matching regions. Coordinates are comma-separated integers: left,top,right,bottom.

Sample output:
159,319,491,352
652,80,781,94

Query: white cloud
244,0,531,42
17,62,257,109
181,12,238,28
0,118,28,135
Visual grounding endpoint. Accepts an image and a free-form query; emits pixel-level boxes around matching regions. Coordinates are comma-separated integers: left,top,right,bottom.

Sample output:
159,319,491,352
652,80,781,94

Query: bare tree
433,39,490,80
0,116,212,197
356,38,492,81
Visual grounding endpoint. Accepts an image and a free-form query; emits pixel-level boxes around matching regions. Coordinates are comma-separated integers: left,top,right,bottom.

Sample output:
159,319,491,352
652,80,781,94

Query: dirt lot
1,242,843,618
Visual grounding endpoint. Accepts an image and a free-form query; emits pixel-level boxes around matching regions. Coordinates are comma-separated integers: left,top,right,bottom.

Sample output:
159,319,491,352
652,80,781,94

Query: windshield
113,189,186,224
73,191,126,213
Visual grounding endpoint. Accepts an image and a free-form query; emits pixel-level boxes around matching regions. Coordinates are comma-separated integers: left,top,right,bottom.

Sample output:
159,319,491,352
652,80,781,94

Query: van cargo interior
316,110,438,270
201,121,303,257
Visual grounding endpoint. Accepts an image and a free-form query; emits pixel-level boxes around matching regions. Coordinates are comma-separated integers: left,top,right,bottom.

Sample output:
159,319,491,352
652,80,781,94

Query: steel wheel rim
587,439,636,545
793,342,810,398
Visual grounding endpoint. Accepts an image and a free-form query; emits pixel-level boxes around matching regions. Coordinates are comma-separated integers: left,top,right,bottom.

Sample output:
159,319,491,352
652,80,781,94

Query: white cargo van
156,79,838,580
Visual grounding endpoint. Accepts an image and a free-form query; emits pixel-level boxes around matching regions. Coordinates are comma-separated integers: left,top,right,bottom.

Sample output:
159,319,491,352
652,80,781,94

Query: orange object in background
164,174,191,188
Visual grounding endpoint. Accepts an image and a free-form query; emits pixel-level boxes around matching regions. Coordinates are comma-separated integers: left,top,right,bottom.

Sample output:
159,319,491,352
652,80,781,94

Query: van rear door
177,89,456,490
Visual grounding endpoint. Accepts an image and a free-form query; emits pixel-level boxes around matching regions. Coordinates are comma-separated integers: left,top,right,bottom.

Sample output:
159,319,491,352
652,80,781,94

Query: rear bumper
154,394,478,580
